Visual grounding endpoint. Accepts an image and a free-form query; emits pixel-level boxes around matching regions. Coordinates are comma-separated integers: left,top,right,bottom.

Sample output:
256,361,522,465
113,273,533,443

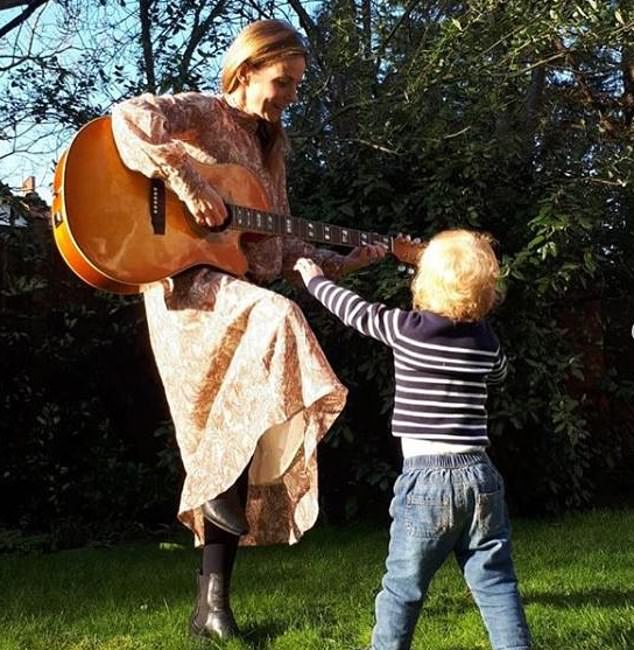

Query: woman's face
241,55,306,123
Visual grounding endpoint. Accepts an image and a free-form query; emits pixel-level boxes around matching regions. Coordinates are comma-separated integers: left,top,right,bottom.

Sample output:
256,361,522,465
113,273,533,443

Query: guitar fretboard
230,204,393,250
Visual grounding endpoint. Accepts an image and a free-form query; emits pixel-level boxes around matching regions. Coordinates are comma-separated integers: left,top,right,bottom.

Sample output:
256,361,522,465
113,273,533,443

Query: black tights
201,465,249,576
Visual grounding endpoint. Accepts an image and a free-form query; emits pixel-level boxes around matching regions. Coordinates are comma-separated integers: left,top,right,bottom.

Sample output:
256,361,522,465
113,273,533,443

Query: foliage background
1,0,633,549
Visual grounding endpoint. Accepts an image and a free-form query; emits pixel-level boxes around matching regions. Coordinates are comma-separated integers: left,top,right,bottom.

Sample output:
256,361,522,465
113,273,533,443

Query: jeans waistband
402,452,489,470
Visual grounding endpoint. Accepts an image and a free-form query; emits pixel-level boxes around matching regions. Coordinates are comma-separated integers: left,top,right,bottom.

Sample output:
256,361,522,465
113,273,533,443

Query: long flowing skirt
143,268,348,547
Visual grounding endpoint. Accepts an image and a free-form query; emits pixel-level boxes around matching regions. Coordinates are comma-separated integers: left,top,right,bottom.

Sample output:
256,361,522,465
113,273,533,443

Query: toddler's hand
293,257,324,285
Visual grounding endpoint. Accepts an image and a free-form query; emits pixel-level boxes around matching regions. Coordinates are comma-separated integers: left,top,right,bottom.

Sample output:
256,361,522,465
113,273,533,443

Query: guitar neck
229,204,393,251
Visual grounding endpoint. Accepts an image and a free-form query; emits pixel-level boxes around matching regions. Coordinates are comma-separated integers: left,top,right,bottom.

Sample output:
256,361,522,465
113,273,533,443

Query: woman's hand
342,243,388,274
293,257,324,285
185,184,228,227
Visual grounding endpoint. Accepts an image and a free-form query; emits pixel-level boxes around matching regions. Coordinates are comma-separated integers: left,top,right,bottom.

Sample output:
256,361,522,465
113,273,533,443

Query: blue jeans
371,453,531,650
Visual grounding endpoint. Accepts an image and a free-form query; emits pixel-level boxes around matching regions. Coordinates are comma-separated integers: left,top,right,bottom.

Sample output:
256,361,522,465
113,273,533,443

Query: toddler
294,229,531,650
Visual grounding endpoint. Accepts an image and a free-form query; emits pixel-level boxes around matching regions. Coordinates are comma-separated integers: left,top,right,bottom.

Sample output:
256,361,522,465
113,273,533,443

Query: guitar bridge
149,179,166,235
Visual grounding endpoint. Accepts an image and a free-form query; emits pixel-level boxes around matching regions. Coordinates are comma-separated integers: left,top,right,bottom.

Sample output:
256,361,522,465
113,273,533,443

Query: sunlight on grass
1,510,633,649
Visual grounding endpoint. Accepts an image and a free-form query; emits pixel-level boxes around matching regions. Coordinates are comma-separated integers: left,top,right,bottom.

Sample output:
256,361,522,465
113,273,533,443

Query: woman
111,20,384,640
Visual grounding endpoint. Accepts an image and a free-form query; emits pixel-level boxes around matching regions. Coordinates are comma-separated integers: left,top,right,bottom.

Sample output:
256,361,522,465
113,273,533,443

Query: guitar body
52,116,271,293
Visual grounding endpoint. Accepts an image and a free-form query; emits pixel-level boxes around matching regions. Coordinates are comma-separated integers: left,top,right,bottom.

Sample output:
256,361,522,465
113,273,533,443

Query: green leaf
451,18,463,31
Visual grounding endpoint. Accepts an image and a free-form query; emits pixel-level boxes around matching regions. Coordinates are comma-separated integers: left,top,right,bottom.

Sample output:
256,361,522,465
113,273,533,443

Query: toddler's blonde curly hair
411,229,499,321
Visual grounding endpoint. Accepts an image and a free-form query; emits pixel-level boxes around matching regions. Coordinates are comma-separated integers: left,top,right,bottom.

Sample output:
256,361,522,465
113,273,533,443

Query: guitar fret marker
205,202,413,262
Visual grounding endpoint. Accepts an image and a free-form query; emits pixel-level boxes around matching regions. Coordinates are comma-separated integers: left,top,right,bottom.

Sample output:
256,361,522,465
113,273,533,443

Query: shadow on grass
240,621,288,649
525,588,634,610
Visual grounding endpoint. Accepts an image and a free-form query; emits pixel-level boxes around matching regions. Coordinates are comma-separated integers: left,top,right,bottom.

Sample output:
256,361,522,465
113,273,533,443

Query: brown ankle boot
190,571,239,640
202,483,249,536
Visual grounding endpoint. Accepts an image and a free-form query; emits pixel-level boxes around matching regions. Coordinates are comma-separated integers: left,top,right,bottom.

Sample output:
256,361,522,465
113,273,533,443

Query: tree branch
623,45,634,128
375,0,421,61
0,0,46,39
0,1,34,9
139,0,156,93
553,38,620,137
177,0,226,91
360,0,371,58
287,0,326,70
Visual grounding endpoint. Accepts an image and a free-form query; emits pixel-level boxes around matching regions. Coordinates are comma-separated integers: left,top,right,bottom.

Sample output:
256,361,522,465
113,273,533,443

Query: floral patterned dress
111,93,348,547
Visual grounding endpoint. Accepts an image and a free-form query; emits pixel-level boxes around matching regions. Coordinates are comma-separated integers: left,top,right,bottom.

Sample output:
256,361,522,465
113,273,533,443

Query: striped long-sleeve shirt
307,277,507,447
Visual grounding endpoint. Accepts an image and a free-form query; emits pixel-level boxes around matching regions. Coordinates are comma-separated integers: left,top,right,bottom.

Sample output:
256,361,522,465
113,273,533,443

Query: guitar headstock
392,235,424,268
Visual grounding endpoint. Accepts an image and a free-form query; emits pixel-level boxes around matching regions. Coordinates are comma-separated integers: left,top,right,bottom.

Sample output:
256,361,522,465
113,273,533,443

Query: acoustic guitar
52,116,422,294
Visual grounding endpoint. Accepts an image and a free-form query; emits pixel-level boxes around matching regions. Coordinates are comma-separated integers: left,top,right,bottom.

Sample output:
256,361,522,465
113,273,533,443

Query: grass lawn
1,509,633,649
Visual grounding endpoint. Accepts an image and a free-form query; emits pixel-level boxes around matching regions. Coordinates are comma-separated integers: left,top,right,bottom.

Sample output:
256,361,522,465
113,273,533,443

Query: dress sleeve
281,237,347,283
111,92,216,206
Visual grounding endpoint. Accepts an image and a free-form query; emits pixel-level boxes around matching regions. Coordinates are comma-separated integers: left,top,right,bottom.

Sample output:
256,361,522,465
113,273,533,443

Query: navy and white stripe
307,277,507,447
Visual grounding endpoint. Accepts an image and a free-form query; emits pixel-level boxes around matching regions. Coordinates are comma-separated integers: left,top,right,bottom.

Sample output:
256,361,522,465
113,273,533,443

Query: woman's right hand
185,184,228,227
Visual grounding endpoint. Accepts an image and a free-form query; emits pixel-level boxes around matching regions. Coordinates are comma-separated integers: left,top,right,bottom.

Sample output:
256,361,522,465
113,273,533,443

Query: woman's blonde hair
411,229,500,321
222,20,307,177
